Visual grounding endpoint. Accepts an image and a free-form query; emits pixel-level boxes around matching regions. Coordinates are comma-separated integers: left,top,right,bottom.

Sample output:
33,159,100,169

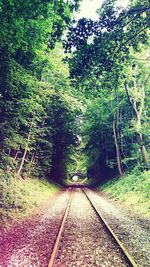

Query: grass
100,169,150,218
0,170,60,225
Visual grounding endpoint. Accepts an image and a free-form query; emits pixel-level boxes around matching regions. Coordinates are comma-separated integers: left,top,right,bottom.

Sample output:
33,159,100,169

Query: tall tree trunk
113,118,124,176
124,78,149,163
113,85,124,175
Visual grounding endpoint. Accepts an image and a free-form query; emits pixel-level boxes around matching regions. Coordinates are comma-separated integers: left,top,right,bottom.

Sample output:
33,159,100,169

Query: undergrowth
0,169,60,225
100,169,150,218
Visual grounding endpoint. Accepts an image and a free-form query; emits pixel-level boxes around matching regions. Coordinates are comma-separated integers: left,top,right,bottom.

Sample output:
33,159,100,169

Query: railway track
48,188,138,267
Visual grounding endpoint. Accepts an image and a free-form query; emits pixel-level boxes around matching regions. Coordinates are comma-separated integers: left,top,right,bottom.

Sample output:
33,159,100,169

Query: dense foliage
64,0,150,182
0,0,81,183
0,0,149,187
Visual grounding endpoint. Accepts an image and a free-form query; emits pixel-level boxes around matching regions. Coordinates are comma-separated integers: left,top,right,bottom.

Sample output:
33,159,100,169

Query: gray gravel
1,187,149,267
54,188,131,267
0,190,70,267
85,189,150,267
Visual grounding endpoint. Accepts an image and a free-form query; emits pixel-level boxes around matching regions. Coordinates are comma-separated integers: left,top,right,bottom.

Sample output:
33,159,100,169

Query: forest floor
0,187,149,267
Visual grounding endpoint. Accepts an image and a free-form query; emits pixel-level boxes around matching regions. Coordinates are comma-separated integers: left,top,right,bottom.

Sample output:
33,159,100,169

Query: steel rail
82,188,138,267
48,189,73,267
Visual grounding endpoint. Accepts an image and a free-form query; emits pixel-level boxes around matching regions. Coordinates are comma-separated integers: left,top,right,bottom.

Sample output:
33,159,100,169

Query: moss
100,170,150,218
0,171,60,224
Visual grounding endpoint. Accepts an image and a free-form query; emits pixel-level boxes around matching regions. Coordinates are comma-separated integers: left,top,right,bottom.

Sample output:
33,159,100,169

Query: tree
63,0,150,180
0,1,81,183
124,63,149,164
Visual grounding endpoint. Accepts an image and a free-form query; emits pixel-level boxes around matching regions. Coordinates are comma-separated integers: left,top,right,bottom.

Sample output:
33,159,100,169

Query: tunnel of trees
0,0,149,185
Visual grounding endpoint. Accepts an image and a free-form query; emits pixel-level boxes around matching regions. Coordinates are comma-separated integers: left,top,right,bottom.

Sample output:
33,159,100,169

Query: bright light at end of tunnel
74,0,130,21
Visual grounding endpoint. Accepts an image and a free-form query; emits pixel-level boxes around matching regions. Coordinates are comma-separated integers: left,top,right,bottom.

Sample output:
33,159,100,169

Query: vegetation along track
48,187,138,267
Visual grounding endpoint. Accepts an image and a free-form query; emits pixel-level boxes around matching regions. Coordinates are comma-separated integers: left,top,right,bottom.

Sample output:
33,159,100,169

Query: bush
100,169,150,217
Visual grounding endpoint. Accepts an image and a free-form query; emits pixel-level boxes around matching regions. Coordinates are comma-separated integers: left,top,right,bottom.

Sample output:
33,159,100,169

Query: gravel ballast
0,190,70,267
0,187,149,267
86,189,150,267
54,188,131,267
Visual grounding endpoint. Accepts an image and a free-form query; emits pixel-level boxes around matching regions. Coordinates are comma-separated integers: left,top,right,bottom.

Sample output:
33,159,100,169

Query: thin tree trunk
13,146,20,162
136,131,149,163
27,118,45,175
29,156,38,174
105,137,109,165
8,149,11,156
27,153,37,175
28,153,35,172
113,85,124,175
16,134,30,175
113,119,124,176
14,150,19,161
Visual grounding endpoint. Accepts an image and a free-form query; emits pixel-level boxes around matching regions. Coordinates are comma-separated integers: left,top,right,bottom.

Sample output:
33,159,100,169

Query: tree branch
117,6,150,32
118,25,150,52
